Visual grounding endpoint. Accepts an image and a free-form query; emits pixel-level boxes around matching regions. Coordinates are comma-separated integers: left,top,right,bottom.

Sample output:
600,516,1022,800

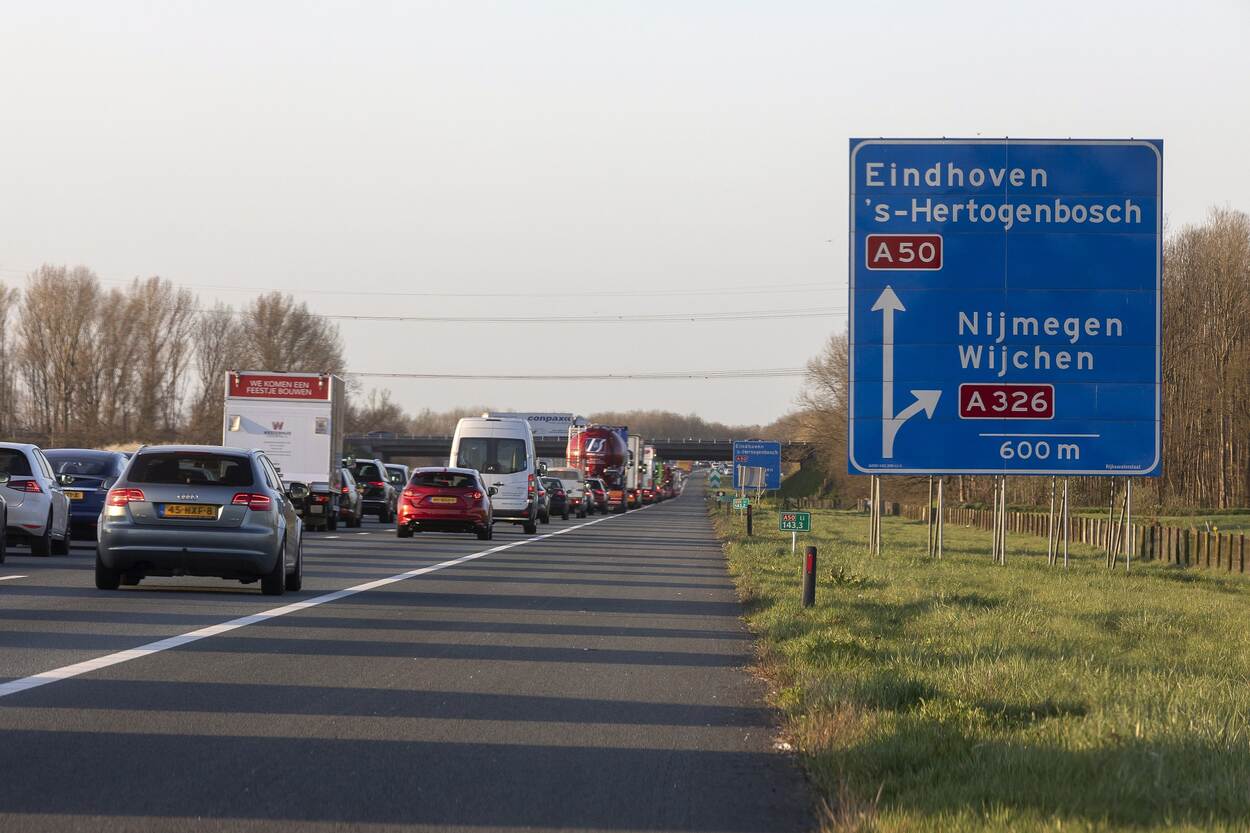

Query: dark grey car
96,445,303,595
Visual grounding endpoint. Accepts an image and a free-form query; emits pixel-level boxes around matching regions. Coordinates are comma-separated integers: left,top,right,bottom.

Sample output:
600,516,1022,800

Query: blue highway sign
848,138,1161,476
733,440,782,489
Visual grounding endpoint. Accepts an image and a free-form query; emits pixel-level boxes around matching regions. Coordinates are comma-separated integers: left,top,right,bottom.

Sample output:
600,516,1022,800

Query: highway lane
0,484,811,832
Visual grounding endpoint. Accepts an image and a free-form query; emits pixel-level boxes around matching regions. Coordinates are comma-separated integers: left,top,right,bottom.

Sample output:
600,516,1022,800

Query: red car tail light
527,474,536,497
402,487,419,500
470,490,483,500
341,484,350,494
105,487,144,506
232,493,272,511
312,494,329,504
367,481,386,488
13,478,43,493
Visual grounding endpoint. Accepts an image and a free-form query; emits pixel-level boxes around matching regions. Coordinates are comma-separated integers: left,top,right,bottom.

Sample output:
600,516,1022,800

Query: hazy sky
2,1,1246,425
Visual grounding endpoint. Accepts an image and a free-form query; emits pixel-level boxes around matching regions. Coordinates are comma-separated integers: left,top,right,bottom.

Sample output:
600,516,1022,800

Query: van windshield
457,438,527,475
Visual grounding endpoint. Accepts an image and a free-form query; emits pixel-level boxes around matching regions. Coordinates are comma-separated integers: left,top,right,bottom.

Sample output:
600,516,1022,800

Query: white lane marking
0,505,651,700
323,536,340,540
0,576,28,582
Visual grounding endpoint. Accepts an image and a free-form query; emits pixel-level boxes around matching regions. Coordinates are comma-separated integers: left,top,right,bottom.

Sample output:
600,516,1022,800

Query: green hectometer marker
778,511,812,532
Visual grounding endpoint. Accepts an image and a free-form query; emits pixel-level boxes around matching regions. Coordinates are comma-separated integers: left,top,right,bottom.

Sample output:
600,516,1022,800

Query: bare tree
17,265,103,444
238,292,344,373
0,283,20,436
185,304,243,442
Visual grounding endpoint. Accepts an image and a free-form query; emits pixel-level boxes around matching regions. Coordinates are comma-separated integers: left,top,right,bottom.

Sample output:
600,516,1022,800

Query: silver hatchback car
96,445,304,595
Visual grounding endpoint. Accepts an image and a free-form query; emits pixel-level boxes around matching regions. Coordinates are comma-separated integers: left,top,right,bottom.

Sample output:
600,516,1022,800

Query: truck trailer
222,370,346,531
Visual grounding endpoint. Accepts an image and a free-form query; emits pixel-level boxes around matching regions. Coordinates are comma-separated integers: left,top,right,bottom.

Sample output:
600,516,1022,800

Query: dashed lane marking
0,505,650,700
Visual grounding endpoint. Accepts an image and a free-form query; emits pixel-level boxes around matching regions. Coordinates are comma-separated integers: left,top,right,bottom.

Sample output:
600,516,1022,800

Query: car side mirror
537,462,548,475
58,474,74,486
0,472,9,487
287,483,310,500
487,487,497,497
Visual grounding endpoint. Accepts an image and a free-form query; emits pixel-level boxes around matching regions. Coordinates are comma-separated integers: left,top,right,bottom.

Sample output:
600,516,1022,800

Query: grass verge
713,498,1250,832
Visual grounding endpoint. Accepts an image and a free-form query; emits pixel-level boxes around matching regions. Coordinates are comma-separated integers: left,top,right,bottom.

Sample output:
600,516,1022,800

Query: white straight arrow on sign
872,285,941,458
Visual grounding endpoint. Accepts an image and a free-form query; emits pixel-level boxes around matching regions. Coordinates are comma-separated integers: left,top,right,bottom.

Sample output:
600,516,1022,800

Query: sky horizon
2,1,1246,426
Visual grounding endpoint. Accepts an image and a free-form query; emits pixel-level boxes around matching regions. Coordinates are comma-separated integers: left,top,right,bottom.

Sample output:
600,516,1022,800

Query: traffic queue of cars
0,416,683,590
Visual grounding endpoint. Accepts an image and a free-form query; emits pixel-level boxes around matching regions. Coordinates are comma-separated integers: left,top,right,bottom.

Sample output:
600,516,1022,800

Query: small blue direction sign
732,440,782,489
848,138,1162,476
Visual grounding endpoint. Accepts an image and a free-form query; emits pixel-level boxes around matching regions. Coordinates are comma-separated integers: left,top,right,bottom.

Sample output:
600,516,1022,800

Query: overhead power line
0,265,845,299
347,367,808,381
200,307,847,324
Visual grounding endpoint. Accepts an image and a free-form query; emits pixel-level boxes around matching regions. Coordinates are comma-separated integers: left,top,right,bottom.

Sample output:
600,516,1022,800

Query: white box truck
222,371,346,531
625,434,643,508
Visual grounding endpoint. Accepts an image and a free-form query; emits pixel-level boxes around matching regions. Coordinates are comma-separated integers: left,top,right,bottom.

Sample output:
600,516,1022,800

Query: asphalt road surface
0,482,811,832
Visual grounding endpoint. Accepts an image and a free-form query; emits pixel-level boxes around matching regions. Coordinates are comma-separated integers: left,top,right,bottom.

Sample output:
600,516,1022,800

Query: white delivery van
450,417,539,534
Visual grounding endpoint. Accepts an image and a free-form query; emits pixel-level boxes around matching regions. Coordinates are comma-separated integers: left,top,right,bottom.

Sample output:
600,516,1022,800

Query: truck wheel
260,539,287,596
95,550,122,590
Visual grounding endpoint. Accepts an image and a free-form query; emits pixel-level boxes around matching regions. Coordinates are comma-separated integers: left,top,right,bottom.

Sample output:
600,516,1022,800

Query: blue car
43,449,130,542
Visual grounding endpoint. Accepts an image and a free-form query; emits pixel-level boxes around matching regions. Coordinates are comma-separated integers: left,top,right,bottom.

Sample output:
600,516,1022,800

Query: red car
397,467,494,540
586,478,608,513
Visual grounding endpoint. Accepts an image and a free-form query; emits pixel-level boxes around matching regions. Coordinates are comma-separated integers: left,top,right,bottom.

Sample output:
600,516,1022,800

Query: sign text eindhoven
848,139,1162,476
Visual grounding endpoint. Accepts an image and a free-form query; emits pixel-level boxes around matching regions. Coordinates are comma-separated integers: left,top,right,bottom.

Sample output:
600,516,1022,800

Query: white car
0,442,72,556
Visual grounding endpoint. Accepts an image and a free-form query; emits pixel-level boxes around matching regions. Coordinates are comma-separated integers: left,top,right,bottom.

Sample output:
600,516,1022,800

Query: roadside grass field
713,500,1250,832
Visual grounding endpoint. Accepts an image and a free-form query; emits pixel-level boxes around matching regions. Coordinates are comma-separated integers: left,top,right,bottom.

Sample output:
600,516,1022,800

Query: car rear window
45,454,115,476
352,462,384,482
0,449,33,477
410,472,479,489
128,453,254,487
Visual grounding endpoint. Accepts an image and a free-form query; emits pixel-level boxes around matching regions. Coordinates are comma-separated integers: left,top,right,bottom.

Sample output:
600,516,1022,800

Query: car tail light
341,484,350,494
527,474,536,497
11,478,43,493
470,490,483,500
402,487,419,499
367,481,386,488
312,494,329,504
232,493,272,511
105,487,144,506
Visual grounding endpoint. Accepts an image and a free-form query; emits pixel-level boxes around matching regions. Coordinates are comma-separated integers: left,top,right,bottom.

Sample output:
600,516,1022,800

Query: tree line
0,266,346,447
792,207,1250,511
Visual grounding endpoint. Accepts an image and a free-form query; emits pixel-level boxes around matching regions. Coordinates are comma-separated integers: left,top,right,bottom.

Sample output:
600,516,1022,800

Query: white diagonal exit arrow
872,286,941,458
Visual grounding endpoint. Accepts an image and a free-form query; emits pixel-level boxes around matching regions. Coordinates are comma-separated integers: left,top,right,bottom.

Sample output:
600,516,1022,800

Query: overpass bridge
345,434,813,463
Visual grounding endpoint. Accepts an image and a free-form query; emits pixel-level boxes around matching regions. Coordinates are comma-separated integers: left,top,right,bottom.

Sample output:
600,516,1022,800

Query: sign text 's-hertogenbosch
848,139,1162,476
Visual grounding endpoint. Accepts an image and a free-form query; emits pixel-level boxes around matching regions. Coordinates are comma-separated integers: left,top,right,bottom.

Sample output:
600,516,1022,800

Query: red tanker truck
567,424,630,513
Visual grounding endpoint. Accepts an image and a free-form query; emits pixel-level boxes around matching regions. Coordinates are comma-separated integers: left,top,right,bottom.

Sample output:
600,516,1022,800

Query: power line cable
0,264,845,299
196,306,846,324
347,367,808,381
